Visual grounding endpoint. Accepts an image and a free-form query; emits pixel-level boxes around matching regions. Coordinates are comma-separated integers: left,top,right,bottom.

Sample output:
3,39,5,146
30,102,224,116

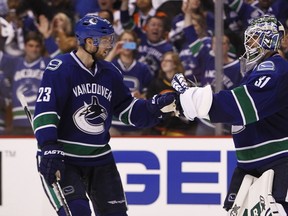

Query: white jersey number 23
37,87,52,102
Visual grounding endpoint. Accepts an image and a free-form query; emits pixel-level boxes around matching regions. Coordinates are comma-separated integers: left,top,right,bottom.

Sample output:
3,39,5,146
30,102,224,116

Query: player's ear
85,38,94,46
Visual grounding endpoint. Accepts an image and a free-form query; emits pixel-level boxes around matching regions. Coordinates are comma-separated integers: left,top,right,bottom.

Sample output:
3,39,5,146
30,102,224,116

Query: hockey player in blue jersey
9,32,50,135
172,15,288,214
33,14,177,216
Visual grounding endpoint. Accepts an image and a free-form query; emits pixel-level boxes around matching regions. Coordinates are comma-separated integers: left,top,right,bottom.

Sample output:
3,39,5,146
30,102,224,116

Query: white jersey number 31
254,76,271,88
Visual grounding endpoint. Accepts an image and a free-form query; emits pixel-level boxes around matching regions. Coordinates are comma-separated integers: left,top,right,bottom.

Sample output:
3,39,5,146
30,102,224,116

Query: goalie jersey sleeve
208,54,288,169
33,51,160,165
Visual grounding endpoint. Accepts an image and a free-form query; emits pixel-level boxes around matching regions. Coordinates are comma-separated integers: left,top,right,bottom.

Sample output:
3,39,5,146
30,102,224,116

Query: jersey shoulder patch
46,59,63,71
256,61,275,71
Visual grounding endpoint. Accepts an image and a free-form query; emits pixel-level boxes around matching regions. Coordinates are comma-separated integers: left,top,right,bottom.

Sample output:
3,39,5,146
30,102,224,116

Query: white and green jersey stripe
232,85,259,125
209,54,288,169
33,51,161,166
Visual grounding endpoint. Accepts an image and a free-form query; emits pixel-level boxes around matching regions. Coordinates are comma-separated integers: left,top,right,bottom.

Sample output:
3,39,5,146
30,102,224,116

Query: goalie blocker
225,158,288,216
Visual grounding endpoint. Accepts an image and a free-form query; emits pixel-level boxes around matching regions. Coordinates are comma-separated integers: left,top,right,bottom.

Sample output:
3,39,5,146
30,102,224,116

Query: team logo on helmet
75,14,114,46
73,96,108,135
88,17,98,25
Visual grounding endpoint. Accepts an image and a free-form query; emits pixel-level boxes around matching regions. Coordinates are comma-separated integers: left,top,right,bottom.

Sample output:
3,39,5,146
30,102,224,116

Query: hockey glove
171,73,191,116
171,73,190,94
171,73,213,121
146,92,179,118
39,144,65,186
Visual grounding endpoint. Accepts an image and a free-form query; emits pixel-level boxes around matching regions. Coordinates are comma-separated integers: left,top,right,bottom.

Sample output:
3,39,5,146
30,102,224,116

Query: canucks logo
73,96,108,135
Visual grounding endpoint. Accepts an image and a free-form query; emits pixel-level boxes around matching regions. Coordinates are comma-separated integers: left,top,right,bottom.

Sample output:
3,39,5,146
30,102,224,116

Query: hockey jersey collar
117,58,137,72
70,51,98,77
147,38,168,47
23,57,44,68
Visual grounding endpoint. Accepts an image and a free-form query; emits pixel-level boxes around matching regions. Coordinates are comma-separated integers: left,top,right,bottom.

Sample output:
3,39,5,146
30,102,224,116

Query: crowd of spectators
0,0,287,136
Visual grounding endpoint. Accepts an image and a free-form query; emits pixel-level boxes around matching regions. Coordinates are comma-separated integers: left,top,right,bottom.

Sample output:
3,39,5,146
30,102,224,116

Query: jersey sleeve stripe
118,99,137,126
33,112,60,132
189,39,204,57
229,0,242,12
34,125,57,134
236,137,288,163
232,85,259,125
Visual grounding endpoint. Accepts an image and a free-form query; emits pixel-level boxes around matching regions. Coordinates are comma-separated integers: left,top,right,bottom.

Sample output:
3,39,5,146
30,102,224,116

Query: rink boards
0,137,236,216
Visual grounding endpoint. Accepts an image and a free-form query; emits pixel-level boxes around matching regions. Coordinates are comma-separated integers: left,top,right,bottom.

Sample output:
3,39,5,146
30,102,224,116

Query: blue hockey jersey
33,51,161,166
111,58,153,131
137,34,173,77
199,49,242,90
112,58,153,94
179,25,212,84
11,56,50,127
209,53,288,170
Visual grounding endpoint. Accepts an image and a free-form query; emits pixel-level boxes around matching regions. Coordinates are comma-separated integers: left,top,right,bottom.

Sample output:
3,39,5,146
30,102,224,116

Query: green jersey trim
232,85,259,125
189,39,204,57
229,0,242,12
33,111,60,132
58,139,111,157
118,99,137,126
236,137,288,163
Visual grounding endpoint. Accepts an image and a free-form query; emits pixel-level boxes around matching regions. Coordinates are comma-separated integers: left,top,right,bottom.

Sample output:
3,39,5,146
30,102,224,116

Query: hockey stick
18,93,72,216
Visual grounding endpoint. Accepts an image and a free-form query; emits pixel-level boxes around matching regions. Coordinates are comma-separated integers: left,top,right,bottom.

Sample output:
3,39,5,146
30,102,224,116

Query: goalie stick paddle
18,93,72,216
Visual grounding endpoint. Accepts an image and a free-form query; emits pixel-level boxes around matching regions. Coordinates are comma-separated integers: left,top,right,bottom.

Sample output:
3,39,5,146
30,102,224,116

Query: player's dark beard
95,47,112,60
91,48,98,62
81,44,99,61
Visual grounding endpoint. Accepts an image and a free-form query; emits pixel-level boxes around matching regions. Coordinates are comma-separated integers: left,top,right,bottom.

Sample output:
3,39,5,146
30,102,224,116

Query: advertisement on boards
0,137,236,216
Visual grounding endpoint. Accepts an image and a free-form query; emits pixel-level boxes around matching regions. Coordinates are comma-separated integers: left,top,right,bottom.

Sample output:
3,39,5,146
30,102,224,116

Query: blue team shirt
209,53,288,170
179,25,212,84
199,49,242,90
112,58,153,94
11,56,50,127
33,51,161,166
111,58,153,130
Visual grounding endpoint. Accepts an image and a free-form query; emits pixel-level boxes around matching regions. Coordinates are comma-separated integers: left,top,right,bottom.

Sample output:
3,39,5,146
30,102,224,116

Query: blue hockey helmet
75,14,115,46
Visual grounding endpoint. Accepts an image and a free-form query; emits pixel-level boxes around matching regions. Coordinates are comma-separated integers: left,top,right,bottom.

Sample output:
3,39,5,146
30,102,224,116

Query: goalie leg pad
227,173,256,216
224,167,248,211
261,158,288,215
227,169,288,216
275,203,288,215
263,159,288,204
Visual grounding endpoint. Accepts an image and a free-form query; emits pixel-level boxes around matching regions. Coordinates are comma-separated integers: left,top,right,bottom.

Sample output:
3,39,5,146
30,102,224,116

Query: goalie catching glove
171,73,213,121
39,143,65,186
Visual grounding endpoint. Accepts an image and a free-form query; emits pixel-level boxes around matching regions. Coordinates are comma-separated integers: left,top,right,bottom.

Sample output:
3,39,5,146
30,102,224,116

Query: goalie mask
240,15,285,73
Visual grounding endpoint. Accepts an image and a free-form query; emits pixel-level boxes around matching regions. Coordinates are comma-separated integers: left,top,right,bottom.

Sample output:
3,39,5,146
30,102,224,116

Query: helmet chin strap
81,44,99,62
